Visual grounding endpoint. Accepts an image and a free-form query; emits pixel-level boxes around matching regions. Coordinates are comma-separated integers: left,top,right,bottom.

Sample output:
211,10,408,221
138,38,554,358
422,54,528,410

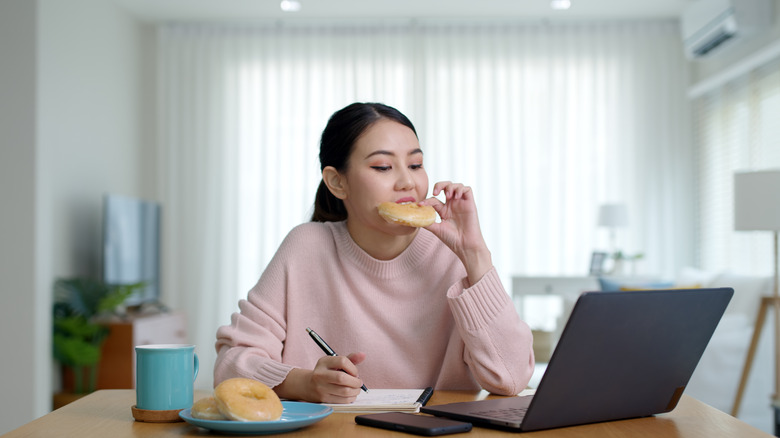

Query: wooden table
6,389,773,437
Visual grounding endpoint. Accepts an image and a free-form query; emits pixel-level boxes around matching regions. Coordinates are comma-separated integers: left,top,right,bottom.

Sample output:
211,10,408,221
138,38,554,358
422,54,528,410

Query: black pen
306,327,369,392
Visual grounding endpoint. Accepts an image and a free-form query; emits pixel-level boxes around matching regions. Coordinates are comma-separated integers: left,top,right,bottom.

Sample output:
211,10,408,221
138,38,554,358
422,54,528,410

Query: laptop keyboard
470,407,528,421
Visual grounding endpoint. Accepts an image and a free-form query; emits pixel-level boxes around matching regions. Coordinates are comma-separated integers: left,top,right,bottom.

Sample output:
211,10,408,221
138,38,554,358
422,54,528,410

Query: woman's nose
395,168,415,191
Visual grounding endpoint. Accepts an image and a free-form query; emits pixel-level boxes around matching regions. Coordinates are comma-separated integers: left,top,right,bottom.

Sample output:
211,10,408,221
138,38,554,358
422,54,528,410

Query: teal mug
135,344,199,411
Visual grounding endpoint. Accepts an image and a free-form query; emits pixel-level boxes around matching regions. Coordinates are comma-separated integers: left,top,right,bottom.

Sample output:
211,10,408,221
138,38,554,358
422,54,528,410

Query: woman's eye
371,166,391,172
410,164,423,170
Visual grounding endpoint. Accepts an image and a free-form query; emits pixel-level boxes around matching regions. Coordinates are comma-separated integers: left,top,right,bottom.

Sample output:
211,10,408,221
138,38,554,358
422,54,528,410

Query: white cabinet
512,276,660,362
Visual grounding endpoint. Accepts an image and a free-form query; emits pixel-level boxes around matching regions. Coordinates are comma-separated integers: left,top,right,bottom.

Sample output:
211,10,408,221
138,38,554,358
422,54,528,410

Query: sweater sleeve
213,297,296,388
446,267,535,395
213,230,299,388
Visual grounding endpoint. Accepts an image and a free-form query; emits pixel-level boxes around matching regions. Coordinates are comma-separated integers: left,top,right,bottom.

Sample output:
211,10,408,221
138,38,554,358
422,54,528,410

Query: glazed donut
191,396,227,421
378,202,437,228
214,378,283,422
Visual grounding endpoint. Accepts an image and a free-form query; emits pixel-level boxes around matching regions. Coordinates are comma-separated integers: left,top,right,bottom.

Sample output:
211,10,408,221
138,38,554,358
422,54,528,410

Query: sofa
674,267,774,434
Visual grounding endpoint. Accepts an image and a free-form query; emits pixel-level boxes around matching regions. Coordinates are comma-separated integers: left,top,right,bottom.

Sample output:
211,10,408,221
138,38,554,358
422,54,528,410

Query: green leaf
53,316,106,340
51,277,147,369
98,282,145,314
54,278,109,318
53,332,103,366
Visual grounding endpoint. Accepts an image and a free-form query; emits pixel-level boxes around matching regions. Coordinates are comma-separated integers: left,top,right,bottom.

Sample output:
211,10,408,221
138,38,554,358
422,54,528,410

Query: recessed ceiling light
551,0,571,10
280,0,301,12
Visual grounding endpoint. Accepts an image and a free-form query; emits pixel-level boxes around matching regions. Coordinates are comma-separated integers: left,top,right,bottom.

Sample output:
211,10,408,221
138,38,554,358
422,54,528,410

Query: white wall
0,0,151,433
38,0,150,275
0,0,41,434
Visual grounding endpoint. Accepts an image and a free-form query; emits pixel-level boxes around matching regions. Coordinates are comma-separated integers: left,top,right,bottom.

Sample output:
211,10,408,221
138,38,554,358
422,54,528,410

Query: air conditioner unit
681,0,773,59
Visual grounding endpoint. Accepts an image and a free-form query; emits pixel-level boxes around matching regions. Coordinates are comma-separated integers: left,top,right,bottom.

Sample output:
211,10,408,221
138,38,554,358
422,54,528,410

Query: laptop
421,287,733,432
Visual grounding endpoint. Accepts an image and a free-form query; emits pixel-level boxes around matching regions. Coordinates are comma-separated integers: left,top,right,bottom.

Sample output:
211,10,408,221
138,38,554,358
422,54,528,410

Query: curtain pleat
158,20,690,388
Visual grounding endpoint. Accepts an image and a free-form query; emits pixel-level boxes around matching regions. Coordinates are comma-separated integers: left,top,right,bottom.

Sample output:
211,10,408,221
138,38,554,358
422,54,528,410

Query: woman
214,102,534,403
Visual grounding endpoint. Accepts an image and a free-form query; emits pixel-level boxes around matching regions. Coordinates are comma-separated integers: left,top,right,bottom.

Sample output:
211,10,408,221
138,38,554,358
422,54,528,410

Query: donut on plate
213,378,283,422
191,396,227,421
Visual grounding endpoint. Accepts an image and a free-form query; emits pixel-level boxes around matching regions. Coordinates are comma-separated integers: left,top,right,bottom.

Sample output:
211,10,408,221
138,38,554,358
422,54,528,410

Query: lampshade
734,170,780,231
598,203,629,228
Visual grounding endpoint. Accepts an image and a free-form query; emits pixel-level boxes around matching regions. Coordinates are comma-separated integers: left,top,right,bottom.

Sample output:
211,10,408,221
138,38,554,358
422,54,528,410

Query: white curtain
694,57,780,274
157,20,690,389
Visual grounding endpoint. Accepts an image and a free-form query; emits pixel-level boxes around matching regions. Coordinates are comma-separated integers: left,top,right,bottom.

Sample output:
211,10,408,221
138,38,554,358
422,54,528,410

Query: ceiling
111,0,695,23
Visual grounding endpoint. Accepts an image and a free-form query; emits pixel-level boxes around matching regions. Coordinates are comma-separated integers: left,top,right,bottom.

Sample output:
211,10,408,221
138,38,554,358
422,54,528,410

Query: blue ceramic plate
179,401,333,435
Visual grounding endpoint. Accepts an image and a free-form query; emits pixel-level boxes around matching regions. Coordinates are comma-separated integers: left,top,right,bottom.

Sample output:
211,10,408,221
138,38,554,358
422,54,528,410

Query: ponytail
311,180,347,222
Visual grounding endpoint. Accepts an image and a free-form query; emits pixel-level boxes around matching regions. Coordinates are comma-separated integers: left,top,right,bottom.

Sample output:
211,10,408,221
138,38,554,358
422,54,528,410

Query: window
694,58,780,275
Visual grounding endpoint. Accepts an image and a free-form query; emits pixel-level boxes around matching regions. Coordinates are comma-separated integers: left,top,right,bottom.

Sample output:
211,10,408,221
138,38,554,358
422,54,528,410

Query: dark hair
311,102,417,222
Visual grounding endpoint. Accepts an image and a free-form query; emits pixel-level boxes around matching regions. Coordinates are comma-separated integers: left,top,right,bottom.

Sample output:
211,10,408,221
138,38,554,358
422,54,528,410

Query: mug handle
193,353,199,382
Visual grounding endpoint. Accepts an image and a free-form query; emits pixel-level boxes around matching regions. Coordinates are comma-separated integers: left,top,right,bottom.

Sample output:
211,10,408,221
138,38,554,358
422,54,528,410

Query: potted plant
610,251,645,276
52,278,144,394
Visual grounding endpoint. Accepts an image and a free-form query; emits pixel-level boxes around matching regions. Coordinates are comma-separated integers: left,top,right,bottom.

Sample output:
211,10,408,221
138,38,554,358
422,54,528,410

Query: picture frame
589,251,608,276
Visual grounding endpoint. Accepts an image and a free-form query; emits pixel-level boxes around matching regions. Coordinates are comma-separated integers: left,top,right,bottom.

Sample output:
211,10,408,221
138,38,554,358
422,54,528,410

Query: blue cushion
598,277,674,292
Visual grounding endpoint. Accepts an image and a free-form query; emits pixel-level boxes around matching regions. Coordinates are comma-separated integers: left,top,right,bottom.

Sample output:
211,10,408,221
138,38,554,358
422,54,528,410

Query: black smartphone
355,412,472,436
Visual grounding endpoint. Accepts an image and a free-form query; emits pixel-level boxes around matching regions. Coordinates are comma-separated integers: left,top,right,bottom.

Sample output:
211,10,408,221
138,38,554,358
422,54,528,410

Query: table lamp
598,203,628,254
732,169,780,422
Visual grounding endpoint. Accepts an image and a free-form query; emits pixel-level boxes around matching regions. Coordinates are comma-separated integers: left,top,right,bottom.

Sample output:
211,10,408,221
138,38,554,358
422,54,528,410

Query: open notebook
323,388,433,413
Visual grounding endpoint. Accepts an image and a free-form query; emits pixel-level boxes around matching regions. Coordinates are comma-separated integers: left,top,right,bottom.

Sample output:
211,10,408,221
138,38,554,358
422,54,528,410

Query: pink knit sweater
214,221,534,395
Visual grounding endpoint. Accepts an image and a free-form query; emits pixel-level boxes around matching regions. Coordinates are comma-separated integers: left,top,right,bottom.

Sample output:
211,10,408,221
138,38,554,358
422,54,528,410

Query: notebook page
323,389,427,413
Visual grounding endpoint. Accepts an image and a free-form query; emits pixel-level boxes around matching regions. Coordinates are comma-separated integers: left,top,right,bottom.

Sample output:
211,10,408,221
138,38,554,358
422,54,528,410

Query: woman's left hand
420,181,493,285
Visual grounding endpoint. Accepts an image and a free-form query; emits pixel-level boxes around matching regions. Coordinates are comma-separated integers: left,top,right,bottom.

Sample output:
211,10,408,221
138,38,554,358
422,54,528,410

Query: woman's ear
322,166,347,200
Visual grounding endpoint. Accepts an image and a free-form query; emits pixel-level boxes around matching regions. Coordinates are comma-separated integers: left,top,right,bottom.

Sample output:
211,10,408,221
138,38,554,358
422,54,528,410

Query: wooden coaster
131,405,184,422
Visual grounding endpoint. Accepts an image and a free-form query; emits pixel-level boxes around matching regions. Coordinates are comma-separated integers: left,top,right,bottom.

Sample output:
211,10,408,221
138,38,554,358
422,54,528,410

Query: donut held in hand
378,202,436,228
213,378,283,422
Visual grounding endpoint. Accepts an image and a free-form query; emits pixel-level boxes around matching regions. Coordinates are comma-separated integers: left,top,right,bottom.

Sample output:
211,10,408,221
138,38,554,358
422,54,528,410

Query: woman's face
339,119,429,234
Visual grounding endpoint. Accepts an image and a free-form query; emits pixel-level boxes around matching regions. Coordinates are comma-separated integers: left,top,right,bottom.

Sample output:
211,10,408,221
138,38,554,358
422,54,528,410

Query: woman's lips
395,197,416,204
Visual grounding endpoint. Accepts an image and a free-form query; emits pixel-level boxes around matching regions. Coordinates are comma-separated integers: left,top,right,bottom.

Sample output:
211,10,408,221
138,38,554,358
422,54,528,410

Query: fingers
421,182,476,217
430,181,473,202
310,355,366,403
421,182,487,261
318,355,363,380
347,352,367,365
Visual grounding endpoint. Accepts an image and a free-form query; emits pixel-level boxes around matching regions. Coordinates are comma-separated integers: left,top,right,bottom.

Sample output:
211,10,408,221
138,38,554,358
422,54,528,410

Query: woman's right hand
275,352,366,403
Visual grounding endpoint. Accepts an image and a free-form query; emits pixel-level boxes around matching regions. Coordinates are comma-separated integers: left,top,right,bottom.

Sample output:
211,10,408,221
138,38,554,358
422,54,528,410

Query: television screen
102,194,161,307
